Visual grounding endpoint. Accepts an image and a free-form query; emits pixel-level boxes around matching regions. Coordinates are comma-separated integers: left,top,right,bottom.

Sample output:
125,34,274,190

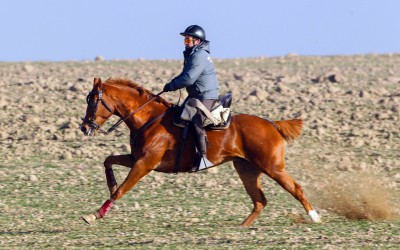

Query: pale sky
1,0,399,61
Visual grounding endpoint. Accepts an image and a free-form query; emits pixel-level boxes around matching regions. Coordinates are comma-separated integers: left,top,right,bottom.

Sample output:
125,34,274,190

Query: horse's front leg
81,152,160,225
104,154,135,197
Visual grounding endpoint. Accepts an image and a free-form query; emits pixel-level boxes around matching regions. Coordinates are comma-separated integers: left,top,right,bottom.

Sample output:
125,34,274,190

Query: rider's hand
163,83,175,92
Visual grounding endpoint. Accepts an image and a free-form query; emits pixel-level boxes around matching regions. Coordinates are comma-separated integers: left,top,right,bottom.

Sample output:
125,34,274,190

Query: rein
83,87,165,135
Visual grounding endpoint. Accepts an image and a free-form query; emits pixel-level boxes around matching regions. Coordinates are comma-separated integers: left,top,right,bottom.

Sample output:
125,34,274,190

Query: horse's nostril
80,124,87,133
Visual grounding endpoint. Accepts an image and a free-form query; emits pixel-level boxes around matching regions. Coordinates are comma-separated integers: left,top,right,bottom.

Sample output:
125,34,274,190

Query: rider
163,25,219,171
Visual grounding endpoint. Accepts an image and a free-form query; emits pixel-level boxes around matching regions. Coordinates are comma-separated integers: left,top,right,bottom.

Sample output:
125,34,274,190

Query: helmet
180,25,206,41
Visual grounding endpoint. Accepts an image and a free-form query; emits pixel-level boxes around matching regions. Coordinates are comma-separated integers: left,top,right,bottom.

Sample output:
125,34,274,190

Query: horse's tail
274,119,303,143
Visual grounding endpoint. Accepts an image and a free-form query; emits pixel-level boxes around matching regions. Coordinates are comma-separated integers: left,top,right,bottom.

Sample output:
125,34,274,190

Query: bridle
81,88,113,135
81,85,164,136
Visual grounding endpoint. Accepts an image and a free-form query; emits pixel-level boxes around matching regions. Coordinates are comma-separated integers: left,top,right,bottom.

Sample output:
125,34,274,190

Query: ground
0,54,399,249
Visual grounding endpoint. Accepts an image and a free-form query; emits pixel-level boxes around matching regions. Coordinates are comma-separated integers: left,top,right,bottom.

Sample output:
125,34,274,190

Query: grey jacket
170,41,219,100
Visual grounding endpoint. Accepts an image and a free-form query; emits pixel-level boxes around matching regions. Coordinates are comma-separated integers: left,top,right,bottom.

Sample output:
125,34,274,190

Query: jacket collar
183,41,211,56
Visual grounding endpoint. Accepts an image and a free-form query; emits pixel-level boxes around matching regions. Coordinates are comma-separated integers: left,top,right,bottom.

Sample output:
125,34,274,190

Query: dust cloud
311,172,399,221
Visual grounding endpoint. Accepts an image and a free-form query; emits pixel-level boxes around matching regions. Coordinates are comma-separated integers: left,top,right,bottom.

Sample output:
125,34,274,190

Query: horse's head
80,78,114,136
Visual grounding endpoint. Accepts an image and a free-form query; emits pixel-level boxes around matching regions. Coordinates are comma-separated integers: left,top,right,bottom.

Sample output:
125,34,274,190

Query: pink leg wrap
98,199,114,218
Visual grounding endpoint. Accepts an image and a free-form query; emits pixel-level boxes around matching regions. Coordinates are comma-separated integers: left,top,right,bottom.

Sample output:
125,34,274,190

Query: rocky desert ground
0,54,399,249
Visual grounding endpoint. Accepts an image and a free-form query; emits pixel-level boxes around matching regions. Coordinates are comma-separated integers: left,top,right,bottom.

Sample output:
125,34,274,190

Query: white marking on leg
308,210,321,223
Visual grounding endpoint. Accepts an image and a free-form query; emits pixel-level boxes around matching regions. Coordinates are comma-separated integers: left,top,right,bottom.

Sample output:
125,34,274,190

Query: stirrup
191,154,214,172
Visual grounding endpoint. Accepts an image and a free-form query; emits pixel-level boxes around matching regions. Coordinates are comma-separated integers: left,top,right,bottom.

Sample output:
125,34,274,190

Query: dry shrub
311,172,399,221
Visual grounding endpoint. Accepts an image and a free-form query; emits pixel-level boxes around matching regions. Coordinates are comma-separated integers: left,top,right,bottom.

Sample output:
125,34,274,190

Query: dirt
311,172,399,220
1,54,399,249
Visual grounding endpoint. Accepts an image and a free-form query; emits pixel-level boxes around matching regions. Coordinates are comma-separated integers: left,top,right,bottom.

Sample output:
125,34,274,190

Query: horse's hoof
81,214,96,225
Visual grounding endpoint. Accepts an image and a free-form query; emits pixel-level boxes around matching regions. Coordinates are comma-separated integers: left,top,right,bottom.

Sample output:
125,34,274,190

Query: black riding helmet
180,25,208,42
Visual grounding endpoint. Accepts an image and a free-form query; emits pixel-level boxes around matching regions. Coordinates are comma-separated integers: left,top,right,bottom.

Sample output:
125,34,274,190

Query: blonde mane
105,78,171,107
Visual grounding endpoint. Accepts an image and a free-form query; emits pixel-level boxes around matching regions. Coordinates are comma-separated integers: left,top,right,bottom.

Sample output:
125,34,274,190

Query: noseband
81,87,115,134
82,86,164,135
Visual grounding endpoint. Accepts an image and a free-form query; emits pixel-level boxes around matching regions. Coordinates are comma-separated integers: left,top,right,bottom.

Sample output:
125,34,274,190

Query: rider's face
184,35,199,48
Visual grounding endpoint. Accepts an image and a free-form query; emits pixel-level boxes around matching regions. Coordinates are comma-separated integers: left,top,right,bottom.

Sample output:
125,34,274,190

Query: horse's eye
86,94,97,107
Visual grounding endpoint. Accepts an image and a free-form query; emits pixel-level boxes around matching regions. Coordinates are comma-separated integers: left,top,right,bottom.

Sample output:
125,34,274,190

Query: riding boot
191,113,214,172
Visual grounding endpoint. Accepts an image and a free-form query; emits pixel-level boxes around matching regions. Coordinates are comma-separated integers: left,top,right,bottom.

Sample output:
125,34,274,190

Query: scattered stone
327,73,344,83
249,88,268,100
95,56,105,61
207,168,218,174
132,202,140,210
23,64,34,72
337,156,352,171
276,83,295,95
18,174,27,181
79,175,88,184
0,131,8,140
359,90,370,98
61,151,73,160
307,86,319,95
312,72,345,83
205,180,216,188
29,174,39,182
286,53,298,58
69,85,85,92
391,105,400,113
190,218,200,223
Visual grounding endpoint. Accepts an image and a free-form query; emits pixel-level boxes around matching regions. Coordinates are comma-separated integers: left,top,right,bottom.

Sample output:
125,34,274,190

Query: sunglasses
184,37,195,44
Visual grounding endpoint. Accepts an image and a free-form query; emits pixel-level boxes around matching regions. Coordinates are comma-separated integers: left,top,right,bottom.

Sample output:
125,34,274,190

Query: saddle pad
173,111,232,130
180,98,232,127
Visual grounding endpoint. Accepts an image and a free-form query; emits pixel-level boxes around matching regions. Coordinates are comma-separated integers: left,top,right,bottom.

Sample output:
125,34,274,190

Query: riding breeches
188,99,215,155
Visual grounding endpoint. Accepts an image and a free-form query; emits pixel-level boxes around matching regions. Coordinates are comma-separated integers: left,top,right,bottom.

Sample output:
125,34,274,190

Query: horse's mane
105,78,171,107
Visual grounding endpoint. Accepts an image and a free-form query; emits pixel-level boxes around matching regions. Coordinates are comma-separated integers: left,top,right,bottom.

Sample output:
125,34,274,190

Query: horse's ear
94,78,102,85
93,78,102,91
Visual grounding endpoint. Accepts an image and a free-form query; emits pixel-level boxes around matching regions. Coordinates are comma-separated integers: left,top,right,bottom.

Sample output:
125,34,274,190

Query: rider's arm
170,52,207,90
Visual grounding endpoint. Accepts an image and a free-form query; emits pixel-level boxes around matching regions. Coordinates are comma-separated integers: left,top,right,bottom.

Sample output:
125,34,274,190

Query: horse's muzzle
80,122,95,136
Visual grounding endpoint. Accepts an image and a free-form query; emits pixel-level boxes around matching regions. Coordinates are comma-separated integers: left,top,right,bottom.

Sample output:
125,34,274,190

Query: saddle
173,91,233,130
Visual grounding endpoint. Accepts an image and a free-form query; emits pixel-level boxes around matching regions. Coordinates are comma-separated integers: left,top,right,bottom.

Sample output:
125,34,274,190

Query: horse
79,77,321,226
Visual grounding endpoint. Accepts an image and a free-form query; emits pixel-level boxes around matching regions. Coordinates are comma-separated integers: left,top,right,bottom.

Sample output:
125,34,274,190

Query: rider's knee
186,98,198,107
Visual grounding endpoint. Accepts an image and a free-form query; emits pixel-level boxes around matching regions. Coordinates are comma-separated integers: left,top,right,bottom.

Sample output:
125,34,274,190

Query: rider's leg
191,99,216,171
192,99,215,155
192,112,207,156
201,99,216,111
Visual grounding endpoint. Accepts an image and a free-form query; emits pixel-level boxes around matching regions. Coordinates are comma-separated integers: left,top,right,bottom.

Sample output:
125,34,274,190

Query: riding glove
163,83,175,92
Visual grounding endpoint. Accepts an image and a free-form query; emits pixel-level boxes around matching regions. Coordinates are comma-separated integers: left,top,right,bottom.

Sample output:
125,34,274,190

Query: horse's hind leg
233,159,267,227
266,163,321,223
104,154,135,197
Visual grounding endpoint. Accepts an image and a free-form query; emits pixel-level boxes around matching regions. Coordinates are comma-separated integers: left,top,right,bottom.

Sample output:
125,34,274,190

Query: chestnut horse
79,78,321,226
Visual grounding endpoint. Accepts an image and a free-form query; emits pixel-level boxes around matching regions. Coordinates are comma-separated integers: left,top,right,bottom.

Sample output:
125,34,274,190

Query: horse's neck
120,95,168,131
107,84,168,131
